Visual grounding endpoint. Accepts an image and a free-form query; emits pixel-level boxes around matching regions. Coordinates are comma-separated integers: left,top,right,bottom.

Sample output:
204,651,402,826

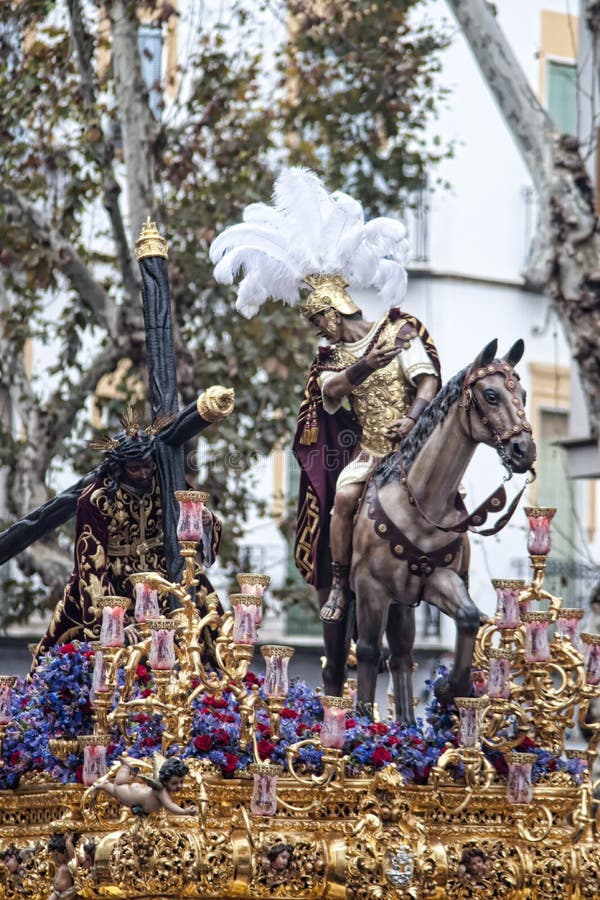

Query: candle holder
320,696,353,750
505,751,536,804
230,594,263,646
556,608,584,653
236,573,271,598
261,645,294,698
249,762,282,816
487,648,514,700
492,579,524,630
581,633,600,686
91,642,110,696
48,738,80,761
98,596,130,647
455,697,489,749
524,507,556,556
522,612,552,663
130,573,161,624
79,734,110,786
175,490,209,543
148,618,178,671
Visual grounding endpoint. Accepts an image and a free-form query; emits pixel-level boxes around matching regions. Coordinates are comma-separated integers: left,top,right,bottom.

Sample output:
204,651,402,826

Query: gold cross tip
135,216,168,260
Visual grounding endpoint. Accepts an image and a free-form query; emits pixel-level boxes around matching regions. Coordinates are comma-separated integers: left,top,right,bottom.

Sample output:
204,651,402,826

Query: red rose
222,752,238,775
518,736,537,751
369,722,389,736
411,737,424,749
257,739,275,759
75,764,84,783
387,736,400,747
346,718,357,728
136,664,150,681
257,722,271,735
372,746,392,767
133,713,150,724
10,751,20,765
206,696,227,709
140,689,152,698
212,728,229,745
218,713,236,723
141,737,156,748
280,708,300,719
244,672,260,687
194,735,212,751
59,643,76,655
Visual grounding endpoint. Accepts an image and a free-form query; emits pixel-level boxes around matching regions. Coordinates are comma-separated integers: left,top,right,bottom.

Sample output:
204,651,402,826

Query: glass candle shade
505,752,536,804
320,696,353,749
174,490,209,542
455,697,489,749
80,735,109,786
91,643,109,695
492,579,524,630
260,645,294,698
130,575,160,623
230,594,262,646
522,612,552,663
344,678,358,703
98,597,130,648
148,618,177,670
524,507,556,556
556,608,584,653
487,648,514,700
249,763,282,816
236,573,270,598
0,676,16,725
581,633,600,685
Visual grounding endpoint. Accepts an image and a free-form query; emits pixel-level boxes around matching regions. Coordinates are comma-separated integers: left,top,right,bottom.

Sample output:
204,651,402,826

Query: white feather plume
210,167,410,316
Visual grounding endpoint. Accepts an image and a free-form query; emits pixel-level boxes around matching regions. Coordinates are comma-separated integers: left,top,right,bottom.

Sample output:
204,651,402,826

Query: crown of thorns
88,407,175,453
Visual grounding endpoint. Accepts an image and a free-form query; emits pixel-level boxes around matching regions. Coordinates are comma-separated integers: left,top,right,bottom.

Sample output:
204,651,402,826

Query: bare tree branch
66,0,140,309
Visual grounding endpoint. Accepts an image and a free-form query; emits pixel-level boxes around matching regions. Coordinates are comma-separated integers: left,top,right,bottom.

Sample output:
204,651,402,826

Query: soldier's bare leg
320,483,363,623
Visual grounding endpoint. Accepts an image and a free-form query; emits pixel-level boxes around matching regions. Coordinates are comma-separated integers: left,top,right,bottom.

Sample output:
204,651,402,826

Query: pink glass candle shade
230,594,262,645
174,490,209,542
556,608,584,653
249,763,281,816
91,644,109,694
148,619,177,670
455,697,488,749
320,696,353,750
131,577,160,623
236,573,270,599
0,676,16,725
261,645,294,698
505,752,535,804
80,736,109,786
582,633,600,685
522,612,552,663
524,507,556,556
98,597,130,648
487,649,513,700
492,579,524,630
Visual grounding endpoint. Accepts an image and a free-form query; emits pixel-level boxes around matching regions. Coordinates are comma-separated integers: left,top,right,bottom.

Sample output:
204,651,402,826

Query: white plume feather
210,166,410,316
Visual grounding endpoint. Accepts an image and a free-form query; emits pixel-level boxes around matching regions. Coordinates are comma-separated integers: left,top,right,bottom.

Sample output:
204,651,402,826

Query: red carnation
206,696,227,709
372,746,392,767
257,722,271,735
222,752,239,775
280,708,300,719
58,643,76,655
387,736,400,747
213,728,229,745
257,739,276,759
193,735,212,751
346,718,357,729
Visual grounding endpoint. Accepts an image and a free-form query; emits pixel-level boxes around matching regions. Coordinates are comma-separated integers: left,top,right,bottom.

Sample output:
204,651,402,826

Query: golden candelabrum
2,502,600,900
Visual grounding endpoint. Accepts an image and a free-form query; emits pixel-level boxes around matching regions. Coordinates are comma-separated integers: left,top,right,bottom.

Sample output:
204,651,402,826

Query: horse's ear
503,339,524,368
472,339,498,369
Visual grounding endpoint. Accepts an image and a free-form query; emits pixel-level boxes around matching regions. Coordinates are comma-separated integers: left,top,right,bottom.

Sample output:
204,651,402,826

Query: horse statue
351,338,537,721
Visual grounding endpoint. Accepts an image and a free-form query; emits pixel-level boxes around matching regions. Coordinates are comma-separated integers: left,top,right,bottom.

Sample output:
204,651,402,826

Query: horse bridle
462,361,533,478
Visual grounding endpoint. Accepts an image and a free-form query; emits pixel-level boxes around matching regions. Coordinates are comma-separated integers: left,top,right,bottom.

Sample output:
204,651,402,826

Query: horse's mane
373,366,469,487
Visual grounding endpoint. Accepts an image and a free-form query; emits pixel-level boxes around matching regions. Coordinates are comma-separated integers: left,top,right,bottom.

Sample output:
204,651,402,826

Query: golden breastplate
330,321,416,457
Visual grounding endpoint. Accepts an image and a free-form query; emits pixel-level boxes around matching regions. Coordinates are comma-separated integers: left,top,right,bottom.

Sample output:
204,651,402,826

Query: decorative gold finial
197,386,235,423
135,216,168,261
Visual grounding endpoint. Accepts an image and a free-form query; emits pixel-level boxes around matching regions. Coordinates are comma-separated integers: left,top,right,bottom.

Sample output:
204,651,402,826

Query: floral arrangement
0,646,586,789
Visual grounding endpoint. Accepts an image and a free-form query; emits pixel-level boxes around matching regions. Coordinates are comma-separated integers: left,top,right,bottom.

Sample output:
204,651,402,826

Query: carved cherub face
271,849,291,871
163,774,184,795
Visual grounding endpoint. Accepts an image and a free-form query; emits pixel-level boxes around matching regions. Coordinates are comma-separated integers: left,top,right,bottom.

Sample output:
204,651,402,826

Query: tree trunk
446,0,600,438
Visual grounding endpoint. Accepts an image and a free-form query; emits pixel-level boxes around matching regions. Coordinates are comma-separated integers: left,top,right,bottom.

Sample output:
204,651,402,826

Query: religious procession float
0,171,599,899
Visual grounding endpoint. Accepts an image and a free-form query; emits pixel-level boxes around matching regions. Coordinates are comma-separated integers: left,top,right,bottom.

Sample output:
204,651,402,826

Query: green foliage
0,0,450,627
